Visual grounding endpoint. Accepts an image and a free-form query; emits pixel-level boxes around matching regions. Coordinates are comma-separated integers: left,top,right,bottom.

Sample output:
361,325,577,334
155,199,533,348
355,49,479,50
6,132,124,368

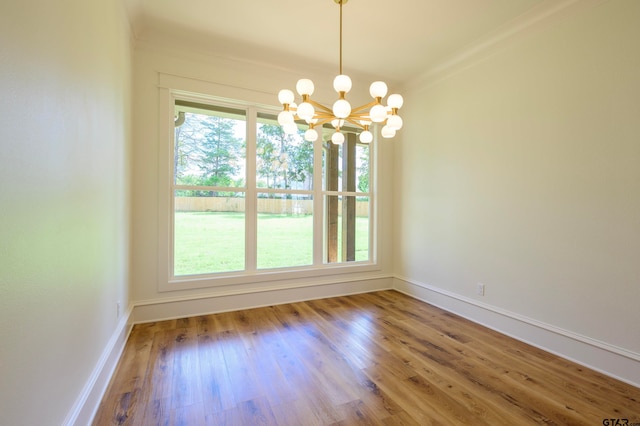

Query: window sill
160,262,382,293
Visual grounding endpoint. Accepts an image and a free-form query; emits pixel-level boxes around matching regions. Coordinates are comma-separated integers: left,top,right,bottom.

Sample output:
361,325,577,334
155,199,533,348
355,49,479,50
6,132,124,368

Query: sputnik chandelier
277,0,403,144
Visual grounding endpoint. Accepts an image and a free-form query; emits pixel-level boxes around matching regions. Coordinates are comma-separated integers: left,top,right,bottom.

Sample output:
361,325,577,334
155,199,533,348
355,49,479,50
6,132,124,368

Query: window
323,132,371,263
255,113,314,269
166,91,376,288
173,101,246,275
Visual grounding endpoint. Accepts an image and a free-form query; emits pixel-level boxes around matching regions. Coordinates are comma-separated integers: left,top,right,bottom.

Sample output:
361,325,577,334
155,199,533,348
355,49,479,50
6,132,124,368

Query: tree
289,134,314,190
357,144,370,194
199,115,243,190
174,113,204,185
257,123,314,194
174,112,244,196
257,124,294,192
256,124,280,190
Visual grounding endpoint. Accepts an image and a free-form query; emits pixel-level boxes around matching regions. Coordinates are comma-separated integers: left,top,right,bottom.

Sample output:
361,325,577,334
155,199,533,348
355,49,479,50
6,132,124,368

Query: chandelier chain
339,0,343,75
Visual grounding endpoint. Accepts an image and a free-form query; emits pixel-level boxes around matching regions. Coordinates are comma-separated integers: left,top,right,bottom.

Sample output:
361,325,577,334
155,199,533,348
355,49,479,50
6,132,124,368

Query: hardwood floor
93,290,640,425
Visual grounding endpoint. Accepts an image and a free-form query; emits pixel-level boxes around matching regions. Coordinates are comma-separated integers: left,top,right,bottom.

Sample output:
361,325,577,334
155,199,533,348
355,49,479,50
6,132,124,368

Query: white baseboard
394,276,640,389
133,275,394,324
64,307,134,426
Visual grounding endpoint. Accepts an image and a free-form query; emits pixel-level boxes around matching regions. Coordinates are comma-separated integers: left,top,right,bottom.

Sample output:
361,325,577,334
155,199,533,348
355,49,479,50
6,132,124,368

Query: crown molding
405,0,609,92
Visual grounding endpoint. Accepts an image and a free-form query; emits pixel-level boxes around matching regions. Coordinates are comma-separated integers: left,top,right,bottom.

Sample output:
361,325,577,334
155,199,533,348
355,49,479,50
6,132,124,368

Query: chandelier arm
314,111,337,120
343,117,366,130
350,100,380,113
306,98,334,114
313,117,335,127
346,112,374,119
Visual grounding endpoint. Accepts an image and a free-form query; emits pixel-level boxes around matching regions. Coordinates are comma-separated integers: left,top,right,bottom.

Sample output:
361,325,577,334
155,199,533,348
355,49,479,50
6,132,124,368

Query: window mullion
162,89,175,281
370,133,377,263
245,106,257,272
313,139,324,266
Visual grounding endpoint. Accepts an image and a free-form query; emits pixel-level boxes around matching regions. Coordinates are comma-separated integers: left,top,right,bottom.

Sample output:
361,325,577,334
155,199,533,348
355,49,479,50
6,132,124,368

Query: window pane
257,114,313,190
174,102,246,188
322,131,369,193
324,195,369,263
322,130,370,264
355,143,370,194
257,193,313,269
174,192,245,275
355,196,370,260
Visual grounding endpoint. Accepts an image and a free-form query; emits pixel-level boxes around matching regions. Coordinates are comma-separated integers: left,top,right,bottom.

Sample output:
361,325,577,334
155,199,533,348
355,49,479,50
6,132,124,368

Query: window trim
157,78,380,293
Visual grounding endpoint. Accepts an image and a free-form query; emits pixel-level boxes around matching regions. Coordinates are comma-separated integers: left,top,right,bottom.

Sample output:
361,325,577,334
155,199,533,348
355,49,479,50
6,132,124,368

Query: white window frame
157,74,380,292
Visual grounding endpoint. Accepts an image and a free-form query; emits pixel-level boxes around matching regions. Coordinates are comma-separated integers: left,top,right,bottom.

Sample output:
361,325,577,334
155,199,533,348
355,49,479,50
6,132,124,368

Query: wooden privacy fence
175,197,370,217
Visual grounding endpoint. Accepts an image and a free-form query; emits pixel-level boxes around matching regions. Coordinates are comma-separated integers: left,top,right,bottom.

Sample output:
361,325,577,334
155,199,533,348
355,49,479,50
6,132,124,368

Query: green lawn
174,212,369,275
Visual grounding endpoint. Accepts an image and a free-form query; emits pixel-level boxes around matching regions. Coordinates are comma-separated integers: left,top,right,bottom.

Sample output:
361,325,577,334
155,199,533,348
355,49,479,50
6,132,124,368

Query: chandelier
277,0,403,144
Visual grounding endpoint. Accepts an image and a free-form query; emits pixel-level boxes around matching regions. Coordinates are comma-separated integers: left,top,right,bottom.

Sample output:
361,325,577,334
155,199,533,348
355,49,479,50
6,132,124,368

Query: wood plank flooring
93,290,640,425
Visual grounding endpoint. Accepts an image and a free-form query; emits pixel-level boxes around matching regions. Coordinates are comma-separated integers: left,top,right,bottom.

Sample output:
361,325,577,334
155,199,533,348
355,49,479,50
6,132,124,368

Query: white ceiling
124,0,560,85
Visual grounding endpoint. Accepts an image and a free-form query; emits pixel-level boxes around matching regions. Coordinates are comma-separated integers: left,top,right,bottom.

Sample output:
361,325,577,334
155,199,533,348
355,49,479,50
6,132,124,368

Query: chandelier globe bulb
387,93,404,109
381,125,396,138
331,131,345,145
297,102,315,121
359,130,373,144
332,99,351,119
331,118,345,129
278,89,295,105
278,110,294,126
333,75,352,93
296,79,315,96
369,81,388,99
304,128,319,142
369,104,387,123
387,114,403,130
283,122,298,135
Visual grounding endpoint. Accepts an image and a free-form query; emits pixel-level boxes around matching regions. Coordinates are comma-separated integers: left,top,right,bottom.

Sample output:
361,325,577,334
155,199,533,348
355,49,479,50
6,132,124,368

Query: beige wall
396,0,640,360
0,1,132,424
